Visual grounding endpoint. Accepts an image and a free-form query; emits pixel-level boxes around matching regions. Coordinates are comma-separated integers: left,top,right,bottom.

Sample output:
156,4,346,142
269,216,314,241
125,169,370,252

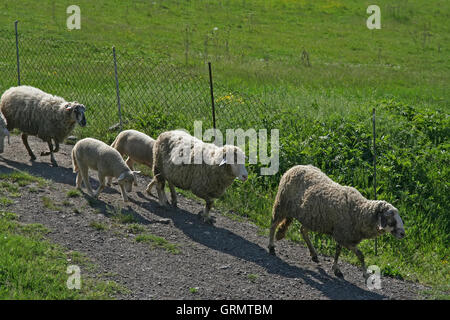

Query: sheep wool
269,164,405,279
71,138,139,202
108,129,155,190
152,130,248,223
0,85,86,166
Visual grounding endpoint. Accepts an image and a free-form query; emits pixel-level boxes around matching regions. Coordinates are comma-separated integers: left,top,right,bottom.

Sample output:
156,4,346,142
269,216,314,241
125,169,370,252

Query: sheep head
66,102,87,127
377,202,405,239
219,145,248,182
118,170,141,193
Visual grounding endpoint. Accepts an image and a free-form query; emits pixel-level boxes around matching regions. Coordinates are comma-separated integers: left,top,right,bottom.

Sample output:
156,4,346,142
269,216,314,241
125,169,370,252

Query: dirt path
0,135,426,300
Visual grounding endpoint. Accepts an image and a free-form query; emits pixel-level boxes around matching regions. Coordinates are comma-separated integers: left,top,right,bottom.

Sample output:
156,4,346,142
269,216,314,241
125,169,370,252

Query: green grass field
0,0,448,296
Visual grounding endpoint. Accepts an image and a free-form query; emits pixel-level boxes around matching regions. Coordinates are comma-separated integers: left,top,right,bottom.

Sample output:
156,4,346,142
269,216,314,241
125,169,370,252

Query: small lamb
269,165,405,279
71,138,140,202
107,129,155,191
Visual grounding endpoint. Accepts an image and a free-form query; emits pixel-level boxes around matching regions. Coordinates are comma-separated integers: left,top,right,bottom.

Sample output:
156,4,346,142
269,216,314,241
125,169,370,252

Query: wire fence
0,25,278,145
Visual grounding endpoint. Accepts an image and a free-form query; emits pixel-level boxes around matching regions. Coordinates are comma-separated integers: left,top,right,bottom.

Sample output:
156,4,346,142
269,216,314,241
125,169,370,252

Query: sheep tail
275,217,293,240
71,148,78,173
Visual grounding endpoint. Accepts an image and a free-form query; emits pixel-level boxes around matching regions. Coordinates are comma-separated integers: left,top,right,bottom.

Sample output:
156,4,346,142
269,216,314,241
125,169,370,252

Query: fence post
372,108,378,256
208,62,216,132
14,20,21,86
112,46,123,131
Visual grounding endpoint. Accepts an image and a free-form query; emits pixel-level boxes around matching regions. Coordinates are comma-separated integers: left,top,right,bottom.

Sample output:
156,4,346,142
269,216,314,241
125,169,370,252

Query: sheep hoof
268,246,276,255
312,256,319,263
30,155,36,161
333,269,344,279
171,202,178,208
51,161,58,167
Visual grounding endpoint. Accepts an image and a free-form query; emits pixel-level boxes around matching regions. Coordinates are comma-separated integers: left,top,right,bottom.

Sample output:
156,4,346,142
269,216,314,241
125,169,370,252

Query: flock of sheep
0,85,406,280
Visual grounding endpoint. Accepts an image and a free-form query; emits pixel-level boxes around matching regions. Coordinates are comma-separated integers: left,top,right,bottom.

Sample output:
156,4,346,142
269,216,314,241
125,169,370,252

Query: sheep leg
268,215,284,255
200,200,215,224
119,184,129,202
300,226,319,263
350,246,369,279
155,178,169,206
332,244,344,278
22,134,36,161
93,173,106,198
76,172,83,190
48,140,58,167
145,177,157,196
80,167,94,197
168,182,177,208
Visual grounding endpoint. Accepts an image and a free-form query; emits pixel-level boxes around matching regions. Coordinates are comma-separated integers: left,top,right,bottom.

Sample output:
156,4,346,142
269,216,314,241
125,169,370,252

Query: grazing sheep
107,129,155,191
268,165,405,279
0,86,87,166
0,112,10,154
150,130,248,224
71,138,140,202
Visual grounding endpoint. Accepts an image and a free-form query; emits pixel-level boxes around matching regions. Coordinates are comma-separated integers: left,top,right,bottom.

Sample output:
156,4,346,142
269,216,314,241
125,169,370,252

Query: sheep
0,85,87,167
107,129,155,192
0,111,10,154
71,138,140,202
150,130,248,224
268,164,405,279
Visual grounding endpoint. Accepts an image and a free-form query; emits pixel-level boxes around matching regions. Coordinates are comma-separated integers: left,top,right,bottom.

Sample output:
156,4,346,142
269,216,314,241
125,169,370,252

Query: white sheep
107,129,155,191
150,130,248,224
268,164,405,279
71,138,140,202
0,111,10,154
0,86,86,166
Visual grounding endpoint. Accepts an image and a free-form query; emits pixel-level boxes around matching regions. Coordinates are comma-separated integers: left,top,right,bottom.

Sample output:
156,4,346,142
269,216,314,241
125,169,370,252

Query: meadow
0,0,448,296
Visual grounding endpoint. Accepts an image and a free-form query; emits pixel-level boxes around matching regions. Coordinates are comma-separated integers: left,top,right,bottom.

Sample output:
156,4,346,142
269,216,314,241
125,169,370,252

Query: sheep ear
117,172,126,182
219,157,227,166
377,207,388,231
65,104,74,111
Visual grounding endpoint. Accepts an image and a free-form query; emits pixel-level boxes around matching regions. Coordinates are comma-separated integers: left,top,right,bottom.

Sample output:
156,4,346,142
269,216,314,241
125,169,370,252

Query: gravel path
0,135,427,299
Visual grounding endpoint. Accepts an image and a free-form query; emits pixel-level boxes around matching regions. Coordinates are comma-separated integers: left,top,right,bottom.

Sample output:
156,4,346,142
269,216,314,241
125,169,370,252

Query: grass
247,274,259,283
66,189,82,198
0,210,126,299
135,233,180,255
0,0,448,295
41,196,61,211
89,221,108,231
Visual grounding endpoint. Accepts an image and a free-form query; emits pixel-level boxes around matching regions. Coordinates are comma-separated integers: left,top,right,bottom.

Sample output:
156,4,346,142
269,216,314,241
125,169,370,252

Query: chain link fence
0,26,280,146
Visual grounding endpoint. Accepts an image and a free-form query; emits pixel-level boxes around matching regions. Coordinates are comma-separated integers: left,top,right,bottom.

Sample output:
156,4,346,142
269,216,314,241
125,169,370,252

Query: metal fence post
14,20,21,86
208,62,216,132
112,46,123,131
373,108,378,256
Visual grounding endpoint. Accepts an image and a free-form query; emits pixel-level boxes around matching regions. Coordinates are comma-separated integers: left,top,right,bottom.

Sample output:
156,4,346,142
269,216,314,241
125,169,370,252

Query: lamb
0,85,87,166
268,164,405,279
150,130,248,224
0,111,10,154
107,129,155,192
71,138,140,202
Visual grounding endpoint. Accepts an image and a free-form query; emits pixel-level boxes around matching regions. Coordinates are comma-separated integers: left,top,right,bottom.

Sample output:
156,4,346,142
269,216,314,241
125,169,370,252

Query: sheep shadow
0,156,122,196
135,194,388,300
